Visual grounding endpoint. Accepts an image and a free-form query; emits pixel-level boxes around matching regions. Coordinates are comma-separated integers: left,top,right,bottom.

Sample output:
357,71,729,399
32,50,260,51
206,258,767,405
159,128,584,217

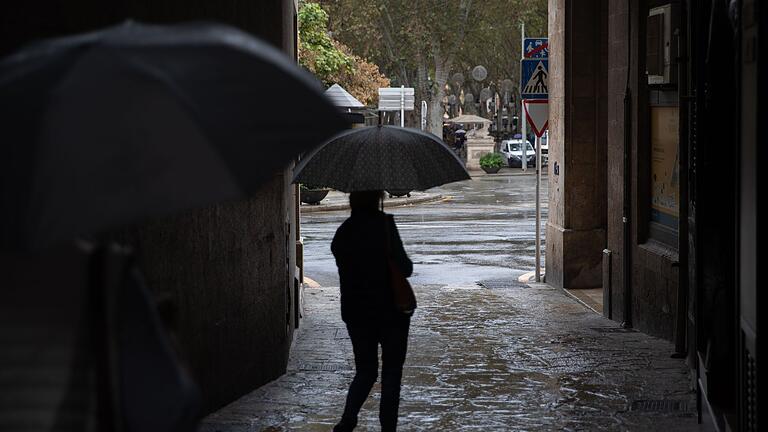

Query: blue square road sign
523,38,548,58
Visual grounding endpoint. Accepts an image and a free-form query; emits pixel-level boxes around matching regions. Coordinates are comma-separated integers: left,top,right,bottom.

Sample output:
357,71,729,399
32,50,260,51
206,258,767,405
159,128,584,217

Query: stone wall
604,0,679,340
466,137,496,171
547,0,679,341
123,176,294,411
546,0,608,290
605,0,631,322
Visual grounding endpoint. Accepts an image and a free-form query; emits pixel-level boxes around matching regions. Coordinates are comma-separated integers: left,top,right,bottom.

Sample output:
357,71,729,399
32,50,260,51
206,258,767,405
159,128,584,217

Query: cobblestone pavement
201,282,699,431
202,177,699,431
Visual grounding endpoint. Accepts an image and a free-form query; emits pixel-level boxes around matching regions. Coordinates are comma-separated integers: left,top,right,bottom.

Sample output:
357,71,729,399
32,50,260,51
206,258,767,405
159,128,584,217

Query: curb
302,276,321,288
469,170,548,178
560,288,602,315
518,271,601,315
517,270,546,283
301,194,445,213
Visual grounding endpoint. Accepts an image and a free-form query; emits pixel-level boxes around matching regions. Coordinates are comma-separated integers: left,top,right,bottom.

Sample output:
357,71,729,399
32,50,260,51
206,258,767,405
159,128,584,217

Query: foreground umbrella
293,125,470,192
0,21,347,250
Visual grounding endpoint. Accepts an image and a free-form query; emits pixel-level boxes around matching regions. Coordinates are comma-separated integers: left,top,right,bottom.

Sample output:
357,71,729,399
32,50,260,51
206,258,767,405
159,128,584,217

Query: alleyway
201,175,699,431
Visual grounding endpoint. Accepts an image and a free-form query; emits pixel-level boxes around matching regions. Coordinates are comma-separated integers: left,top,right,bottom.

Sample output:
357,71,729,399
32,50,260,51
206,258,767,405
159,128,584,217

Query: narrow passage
202,175,698,431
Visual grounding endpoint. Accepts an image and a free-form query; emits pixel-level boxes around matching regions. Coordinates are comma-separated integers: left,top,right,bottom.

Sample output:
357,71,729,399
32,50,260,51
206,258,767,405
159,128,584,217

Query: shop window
649,105,679,246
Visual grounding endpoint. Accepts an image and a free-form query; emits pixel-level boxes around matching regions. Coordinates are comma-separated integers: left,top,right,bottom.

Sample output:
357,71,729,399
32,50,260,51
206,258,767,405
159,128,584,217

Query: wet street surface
201,174,699,431
303,172,549,287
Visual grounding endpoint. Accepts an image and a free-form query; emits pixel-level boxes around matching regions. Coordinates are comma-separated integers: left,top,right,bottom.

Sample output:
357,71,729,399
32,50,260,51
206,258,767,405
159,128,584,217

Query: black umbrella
292,125,470,192
0,21,347,250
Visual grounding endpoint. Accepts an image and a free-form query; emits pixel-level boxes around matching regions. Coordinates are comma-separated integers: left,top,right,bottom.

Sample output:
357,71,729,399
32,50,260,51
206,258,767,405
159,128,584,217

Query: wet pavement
300,190,444,213
302,172,549,287
201,174,699,431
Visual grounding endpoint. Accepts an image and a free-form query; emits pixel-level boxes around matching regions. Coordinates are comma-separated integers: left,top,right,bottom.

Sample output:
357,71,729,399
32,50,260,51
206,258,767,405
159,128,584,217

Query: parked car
500,139,535,167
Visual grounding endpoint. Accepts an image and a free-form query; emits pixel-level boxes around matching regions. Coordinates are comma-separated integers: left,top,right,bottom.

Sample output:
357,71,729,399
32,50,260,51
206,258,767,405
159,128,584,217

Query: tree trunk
427,49,452,136
428,97,443,137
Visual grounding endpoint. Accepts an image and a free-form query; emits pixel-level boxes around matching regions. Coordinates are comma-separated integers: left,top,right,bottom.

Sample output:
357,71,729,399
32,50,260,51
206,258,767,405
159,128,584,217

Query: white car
500,139,535,168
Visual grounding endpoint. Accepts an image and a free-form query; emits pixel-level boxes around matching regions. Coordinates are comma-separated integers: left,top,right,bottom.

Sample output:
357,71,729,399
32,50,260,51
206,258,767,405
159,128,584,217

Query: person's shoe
332,419,357,432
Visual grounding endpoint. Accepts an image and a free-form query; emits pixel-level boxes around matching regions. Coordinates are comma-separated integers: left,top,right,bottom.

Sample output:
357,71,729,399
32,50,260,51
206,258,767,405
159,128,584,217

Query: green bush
479,152,505,169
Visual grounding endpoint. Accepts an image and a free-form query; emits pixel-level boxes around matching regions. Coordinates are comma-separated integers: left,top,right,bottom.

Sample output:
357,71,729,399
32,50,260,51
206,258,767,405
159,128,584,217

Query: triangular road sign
524,99,549,137
522,60,548,97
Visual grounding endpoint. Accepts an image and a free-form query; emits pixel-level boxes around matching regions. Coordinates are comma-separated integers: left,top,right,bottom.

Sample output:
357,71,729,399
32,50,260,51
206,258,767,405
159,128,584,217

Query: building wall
605,0,630,322
550,0,761,427
739,0,761,428
548,0,681,340
123,177,295,412
606,0,680,341
1,0,301,413
546,0,607,290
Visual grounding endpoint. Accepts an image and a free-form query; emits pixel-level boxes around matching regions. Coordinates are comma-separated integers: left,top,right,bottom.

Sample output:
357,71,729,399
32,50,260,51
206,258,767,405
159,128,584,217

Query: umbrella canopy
292,126,470,192
0,21,347,250
325,83,365,108
446,114,492,125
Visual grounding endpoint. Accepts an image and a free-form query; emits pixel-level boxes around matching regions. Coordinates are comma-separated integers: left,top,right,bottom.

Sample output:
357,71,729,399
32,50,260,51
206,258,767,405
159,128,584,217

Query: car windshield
507,142,533,152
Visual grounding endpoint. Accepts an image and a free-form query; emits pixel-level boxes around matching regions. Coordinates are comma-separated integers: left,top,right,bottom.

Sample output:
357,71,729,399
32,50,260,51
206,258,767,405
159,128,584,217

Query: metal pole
535,133,541,282
521,22,525,58
400,85,405,127
521,23,527,172
522,102,528,171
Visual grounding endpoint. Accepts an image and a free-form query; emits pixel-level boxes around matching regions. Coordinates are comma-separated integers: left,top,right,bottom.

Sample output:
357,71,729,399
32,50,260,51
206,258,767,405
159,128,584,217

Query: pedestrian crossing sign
520,59,548,100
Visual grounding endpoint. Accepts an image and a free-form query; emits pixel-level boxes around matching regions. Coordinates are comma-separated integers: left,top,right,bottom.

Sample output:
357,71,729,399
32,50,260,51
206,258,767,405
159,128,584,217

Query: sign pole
520,35,548,283
535,134,542,282
521,102,528,171
521,23,527,172
400,85,405,127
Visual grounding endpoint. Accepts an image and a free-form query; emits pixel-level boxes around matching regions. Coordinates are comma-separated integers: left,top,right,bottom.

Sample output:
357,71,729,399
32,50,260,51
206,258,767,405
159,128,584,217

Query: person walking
331,190,414,432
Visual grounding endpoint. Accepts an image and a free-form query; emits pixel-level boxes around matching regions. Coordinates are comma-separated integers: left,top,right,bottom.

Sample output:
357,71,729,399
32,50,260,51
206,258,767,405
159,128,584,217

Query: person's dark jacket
331,210,413,325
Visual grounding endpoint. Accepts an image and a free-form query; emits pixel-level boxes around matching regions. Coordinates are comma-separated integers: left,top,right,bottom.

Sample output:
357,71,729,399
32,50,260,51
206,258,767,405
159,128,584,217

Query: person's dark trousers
336,316,410,432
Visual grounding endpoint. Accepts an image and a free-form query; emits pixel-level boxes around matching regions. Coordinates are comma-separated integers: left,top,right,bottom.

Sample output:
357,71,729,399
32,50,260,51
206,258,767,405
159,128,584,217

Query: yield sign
524,99,549,137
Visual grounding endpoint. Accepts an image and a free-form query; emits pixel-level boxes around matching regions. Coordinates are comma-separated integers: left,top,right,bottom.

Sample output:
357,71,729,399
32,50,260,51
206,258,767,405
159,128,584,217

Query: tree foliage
319,0,547,134
329,42,390,106
298,2,353,79
298,1,390,106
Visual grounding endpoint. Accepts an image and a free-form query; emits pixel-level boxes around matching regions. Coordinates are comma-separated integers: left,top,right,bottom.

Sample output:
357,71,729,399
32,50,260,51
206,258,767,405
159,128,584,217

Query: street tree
320,0,547,134
298,1,389,106
327,42,390,106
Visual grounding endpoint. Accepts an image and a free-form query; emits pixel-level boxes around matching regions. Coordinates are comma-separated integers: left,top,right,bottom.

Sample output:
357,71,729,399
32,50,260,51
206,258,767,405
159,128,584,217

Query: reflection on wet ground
202,176,699,431
202,284,698,431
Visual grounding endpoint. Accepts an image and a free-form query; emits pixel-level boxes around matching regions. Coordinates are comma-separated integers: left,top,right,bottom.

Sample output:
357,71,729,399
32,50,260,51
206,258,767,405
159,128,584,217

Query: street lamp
487,78,516,149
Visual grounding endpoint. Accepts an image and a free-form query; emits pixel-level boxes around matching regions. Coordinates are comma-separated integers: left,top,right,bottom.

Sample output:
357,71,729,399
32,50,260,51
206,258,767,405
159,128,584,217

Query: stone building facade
546,0,762,429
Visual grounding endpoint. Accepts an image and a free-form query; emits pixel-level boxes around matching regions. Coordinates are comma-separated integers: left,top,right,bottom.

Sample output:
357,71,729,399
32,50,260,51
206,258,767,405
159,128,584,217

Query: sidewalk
301,190,445,213
200,280,700,431
469,166,545,178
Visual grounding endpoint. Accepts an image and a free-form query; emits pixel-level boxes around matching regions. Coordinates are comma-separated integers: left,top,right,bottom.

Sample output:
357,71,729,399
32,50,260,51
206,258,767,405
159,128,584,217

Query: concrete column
546,0,608,289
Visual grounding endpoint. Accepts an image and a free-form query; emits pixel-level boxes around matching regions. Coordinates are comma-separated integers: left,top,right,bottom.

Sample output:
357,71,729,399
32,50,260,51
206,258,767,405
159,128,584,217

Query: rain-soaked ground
302,172,548,287
201,174,700,431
